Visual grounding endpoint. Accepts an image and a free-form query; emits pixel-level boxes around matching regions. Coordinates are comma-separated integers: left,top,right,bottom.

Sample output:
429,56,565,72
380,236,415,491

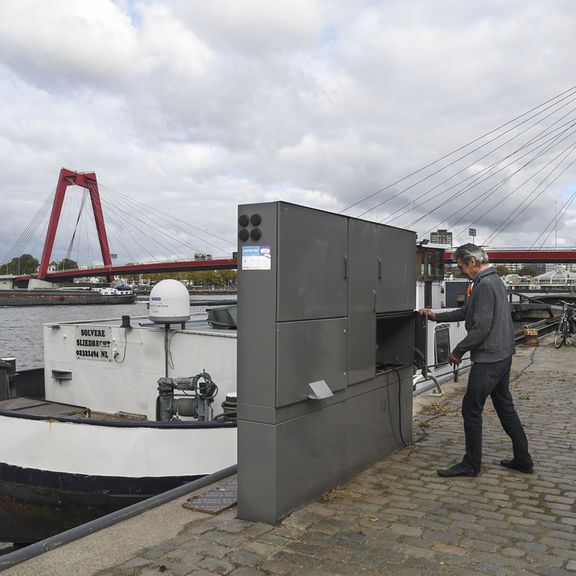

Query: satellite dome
149,279,190,324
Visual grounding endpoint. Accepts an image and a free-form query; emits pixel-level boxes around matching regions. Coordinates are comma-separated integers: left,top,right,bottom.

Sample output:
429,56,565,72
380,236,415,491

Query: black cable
390,367,410,447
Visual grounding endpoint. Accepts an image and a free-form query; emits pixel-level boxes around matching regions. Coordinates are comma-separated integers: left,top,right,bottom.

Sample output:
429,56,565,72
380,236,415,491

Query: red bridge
17,258,237,283
7,168,576,284
444,249,576,264
11,168,238,284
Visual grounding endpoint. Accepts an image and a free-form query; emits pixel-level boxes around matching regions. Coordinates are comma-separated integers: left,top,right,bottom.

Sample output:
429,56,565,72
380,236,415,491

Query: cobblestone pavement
12,340,576,576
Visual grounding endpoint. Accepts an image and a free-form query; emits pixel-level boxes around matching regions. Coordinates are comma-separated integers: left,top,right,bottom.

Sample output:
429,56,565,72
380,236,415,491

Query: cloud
0,0,143,89
1,0,576,265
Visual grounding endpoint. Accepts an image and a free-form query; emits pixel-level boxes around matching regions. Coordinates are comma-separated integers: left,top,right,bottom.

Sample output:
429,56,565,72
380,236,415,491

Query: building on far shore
430,229,453,245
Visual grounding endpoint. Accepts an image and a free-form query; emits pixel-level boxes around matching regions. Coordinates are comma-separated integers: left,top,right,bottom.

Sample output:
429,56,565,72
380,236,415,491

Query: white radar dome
149,279,190,324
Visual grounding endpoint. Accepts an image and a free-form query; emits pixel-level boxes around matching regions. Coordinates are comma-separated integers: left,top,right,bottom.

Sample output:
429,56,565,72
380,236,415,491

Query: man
419,244,533,477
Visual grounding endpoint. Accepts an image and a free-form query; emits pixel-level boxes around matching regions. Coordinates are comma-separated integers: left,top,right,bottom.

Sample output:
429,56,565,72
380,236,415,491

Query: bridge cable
64,190,89,264
99,197,209,261
373,92,576,223
415,120,576,236
1,190,54,268
99,191,232,259
419,121,576,239
340,84,576,216
97,199,179,262
447,136,576,244
99,183,236,250
483,147,576,245
531,188,576,249
383,102,576,228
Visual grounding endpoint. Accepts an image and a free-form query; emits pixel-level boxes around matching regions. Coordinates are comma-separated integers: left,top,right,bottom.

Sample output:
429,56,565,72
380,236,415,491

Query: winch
156,370,218,421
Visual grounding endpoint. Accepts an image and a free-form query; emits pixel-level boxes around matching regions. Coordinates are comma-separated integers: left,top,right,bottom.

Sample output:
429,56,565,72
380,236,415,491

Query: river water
0,296,235,370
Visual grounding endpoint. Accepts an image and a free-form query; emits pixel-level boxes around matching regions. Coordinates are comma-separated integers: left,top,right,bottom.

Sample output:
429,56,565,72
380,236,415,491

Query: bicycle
554,301,576,349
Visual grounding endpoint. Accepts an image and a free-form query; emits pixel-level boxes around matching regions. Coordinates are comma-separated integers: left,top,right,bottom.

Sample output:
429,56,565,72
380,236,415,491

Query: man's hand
418,308,436,321
449,352,462,366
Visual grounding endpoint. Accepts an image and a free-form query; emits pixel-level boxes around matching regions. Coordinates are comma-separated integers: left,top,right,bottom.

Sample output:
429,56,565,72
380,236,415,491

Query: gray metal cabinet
238,201,416,525
348,219,377,385
276,318,348,407
277,204,348,322
376,226,416,313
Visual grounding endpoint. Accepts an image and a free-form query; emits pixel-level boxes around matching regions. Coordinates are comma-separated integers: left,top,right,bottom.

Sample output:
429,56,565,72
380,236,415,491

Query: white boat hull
0,411,236,543
0,313,238,543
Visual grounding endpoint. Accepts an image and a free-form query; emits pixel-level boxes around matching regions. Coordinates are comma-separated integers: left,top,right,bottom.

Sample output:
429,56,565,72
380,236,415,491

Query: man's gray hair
452,243,489,265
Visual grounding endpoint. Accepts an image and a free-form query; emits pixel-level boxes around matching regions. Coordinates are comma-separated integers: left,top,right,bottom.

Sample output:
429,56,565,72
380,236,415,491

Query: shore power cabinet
237,202,416,524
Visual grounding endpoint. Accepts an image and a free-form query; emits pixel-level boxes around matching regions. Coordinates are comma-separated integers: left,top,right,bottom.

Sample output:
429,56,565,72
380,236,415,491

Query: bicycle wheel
554,319,568,349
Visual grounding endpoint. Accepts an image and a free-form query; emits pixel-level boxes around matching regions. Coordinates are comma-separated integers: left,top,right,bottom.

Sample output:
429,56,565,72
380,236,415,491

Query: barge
0,288,136,307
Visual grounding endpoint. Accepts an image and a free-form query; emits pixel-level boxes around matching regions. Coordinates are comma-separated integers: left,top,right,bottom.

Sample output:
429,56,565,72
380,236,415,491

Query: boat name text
79,329,107,337
74,326,113,362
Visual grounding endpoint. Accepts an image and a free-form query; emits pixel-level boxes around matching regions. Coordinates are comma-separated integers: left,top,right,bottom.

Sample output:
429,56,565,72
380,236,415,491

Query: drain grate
182,476,238,514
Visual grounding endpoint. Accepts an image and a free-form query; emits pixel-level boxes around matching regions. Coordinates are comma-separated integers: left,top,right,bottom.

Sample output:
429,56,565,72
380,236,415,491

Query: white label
74,326,113,361
242,245,271,270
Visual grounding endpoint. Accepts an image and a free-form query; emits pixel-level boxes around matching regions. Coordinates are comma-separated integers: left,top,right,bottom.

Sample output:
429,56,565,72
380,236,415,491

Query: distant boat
0,287,136,307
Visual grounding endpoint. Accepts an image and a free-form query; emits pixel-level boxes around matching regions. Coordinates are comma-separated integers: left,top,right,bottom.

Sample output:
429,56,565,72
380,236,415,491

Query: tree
496,265,510,276
0,253,39,275
519,266,537,277
51,258,79,270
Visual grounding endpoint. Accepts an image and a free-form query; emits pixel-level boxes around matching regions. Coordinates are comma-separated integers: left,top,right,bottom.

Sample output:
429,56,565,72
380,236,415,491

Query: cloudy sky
1,0,576,266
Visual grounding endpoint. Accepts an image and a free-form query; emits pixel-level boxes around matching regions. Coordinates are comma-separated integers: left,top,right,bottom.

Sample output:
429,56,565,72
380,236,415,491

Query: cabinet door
376,226,416,313
348,219,377,385
277,203,348,321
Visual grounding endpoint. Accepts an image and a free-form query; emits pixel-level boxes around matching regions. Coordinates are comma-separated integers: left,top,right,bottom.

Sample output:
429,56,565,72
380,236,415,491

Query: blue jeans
462,357,532,473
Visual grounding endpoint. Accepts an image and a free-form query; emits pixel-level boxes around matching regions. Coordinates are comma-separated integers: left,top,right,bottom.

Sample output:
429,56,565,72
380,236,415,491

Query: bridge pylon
38,168,114,281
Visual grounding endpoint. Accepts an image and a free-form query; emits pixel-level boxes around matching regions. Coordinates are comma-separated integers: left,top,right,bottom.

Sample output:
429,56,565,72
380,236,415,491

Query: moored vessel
0,284,237,543
0,287,136,307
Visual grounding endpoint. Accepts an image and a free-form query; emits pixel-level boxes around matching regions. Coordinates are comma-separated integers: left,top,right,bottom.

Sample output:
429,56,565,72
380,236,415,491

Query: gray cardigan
435,267,515,363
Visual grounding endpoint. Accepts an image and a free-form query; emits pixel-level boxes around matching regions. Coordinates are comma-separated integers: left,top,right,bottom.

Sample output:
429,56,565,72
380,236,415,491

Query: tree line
0,253,236,287
0,254,78,275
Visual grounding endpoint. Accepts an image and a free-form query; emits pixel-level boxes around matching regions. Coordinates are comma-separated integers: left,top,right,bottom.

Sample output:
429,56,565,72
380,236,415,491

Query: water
0,296,235,370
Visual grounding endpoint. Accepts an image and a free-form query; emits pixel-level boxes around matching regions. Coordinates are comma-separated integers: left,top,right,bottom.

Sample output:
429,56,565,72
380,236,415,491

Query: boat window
434,324,450,365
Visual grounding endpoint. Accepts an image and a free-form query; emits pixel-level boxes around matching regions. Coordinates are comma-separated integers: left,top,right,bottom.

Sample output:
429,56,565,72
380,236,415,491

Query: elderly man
419,244,533,477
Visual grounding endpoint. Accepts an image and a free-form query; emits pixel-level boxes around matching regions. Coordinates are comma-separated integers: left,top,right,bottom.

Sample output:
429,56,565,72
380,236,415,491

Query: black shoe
437,462,479,477
500,459,533,474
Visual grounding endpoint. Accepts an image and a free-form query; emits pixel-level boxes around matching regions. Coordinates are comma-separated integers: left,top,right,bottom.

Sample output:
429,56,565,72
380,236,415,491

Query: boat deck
0,397,88,418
